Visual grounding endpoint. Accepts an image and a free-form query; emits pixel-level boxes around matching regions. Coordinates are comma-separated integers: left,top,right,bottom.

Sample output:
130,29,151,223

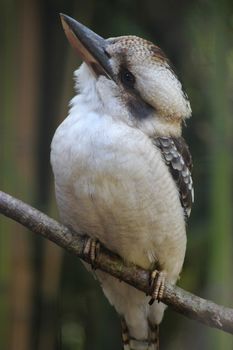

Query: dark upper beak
60,14,113,79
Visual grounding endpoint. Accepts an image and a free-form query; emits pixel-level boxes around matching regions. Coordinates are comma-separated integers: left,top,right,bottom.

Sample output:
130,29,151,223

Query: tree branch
0,190,233,334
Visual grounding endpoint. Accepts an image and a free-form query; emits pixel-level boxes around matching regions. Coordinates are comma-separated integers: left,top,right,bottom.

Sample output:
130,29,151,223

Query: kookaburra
51,14,194,350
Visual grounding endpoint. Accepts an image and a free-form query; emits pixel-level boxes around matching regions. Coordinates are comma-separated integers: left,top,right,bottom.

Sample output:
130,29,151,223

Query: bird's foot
83,237,100,269
149,270,166,305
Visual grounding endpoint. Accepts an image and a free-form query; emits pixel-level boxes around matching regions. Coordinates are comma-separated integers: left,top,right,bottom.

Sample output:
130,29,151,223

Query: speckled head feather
104,35,191,122
107,36,170,66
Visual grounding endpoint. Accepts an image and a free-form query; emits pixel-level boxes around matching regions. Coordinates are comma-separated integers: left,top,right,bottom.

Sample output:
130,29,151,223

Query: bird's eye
120,68,135,88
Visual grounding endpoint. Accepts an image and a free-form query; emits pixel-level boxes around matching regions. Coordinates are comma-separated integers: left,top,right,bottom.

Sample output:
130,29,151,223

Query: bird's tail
121,318,159,350
148,321,159,350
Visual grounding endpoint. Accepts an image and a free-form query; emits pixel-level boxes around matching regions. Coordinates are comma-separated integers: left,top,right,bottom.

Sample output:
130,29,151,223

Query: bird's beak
60,14,113,80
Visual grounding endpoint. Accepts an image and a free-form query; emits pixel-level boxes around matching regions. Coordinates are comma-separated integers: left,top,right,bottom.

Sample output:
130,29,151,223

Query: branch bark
0,190,233,334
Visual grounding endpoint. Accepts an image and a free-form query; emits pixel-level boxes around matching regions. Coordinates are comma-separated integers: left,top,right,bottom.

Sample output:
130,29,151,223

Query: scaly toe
83,237,100,268
149,270,166,305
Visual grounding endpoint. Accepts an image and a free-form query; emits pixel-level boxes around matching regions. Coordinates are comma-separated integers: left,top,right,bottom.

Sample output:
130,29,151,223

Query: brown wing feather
153,136,194,219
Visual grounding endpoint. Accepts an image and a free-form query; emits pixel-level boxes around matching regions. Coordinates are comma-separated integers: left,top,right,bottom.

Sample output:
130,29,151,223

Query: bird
50,14,194,350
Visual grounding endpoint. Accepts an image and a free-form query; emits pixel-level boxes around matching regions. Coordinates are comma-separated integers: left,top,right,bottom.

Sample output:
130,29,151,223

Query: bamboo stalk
208,2,233,349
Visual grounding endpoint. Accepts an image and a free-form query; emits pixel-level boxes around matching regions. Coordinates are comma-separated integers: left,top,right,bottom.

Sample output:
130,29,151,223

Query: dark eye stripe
118,65,154,119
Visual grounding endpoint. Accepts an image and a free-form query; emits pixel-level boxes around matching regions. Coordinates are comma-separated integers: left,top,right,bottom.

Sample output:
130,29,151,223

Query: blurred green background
1,0,233,349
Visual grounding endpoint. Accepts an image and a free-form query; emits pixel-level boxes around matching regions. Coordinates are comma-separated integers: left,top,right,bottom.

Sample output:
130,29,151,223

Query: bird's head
61,14,191,136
